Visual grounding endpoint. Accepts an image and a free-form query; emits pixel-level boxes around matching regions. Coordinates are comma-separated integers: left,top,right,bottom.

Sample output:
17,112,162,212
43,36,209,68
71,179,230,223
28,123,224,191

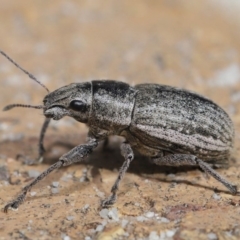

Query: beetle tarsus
151,154,237,194
101,193,117,208
4,191,27,213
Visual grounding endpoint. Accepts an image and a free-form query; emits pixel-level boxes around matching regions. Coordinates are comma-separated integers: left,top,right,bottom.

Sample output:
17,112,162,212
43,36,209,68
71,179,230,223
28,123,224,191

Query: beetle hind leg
151,154,237,195
102,142,134,207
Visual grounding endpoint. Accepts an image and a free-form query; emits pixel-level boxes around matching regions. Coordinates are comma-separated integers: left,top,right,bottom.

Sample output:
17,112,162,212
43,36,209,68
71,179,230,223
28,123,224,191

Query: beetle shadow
42,137,232,195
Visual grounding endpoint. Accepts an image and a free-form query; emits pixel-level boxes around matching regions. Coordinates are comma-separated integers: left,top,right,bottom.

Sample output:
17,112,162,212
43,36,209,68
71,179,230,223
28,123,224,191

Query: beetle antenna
0,50,50,93
3,104,44,111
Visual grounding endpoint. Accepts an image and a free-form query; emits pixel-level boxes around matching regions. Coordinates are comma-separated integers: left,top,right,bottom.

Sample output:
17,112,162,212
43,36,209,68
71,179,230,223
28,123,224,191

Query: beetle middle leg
102,142,134,207
4,138,98,212
151,154,238,194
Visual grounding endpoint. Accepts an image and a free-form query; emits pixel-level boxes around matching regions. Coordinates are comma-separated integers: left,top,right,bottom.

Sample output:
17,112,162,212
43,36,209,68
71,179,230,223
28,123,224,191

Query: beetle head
1,51,92,124
43,82,92,123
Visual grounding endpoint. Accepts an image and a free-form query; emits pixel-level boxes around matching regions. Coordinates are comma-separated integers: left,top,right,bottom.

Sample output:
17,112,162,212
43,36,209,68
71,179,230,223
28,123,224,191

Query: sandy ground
1,1,240,239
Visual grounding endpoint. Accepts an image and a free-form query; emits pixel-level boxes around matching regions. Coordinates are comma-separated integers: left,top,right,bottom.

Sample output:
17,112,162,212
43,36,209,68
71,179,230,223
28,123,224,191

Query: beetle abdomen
130,84,234,161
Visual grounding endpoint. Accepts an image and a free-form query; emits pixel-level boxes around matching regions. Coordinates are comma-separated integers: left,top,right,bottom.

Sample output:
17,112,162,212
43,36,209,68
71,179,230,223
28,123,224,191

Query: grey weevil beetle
1,50,238,213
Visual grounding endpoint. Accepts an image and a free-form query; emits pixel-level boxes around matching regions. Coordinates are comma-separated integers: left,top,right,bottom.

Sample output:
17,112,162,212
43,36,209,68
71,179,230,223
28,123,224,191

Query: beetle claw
4,202,19,213
101,194,117,208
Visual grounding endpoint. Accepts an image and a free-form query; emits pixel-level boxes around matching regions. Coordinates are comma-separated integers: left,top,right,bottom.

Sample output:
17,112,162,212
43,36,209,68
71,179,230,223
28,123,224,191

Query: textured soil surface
1,1,240,239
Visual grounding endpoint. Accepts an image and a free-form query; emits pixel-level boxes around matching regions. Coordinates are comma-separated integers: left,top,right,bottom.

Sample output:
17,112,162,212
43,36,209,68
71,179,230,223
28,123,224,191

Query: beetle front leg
102,142,134,207
151,154,238,194
23,118,51,165
4,139,98,213
26,118,51,165
36,117,51,164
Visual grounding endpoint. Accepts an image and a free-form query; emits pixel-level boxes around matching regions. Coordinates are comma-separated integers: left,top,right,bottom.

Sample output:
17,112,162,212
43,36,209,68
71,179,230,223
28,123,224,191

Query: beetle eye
69,100,87,112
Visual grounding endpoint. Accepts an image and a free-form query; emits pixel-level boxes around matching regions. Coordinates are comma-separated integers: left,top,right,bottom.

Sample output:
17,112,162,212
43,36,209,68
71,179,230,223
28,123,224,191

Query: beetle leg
4,139,98,213
151,154,237,194
36,117,51,163
24,118,51,165
102,142,134,207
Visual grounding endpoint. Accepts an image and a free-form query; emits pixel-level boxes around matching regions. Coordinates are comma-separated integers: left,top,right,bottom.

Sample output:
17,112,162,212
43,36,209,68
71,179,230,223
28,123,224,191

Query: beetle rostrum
1,51,238,213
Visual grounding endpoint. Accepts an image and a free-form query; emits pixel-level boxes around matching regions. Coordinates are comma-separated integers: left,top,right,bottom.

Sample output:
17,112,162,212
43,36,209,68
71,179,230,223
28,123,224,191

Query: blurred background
1,0,240,138
1,1,240,239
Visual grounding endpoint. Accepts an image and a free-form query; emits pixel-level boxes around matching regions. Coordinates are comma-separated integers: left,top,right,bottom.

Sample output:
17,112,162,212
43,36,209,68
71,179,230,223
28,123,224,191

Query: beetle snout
44,109,54,118
44,107,68,120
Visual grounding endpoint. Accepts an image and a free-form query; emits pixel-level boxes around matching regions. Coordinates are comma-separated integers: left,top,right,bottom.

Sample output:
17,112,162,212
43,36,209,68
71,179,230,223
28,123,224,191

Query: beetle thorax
88,80,136,134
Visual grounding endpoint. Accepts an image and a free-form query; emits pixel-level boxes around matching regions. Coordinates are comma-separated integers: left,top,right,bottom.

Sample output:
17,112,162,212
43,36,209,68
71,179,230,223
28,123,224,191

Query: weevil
1,50,238,213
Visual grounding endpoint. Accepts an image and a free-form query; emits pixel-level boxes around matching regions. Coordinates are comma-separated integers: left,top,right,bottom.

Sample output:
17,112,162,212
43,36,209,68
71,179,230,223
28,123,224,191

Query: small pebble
136,216,147,222
61,234,71,240
212,193,221,200
93,186,105,198
207,232,218,240
30,191,37,196
159,217,170,223
121,219,129,228
166,229,176,238
66,216,74,221
99,209,109,219
52,181,59,188
81,204,90,213
149,231,159,240
95,224,104,232
28,170,40,178
63,236,71,240
108,208,119,221
51,188,59,194
80,168,88,182
99,208,119,221
145,211,155,218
